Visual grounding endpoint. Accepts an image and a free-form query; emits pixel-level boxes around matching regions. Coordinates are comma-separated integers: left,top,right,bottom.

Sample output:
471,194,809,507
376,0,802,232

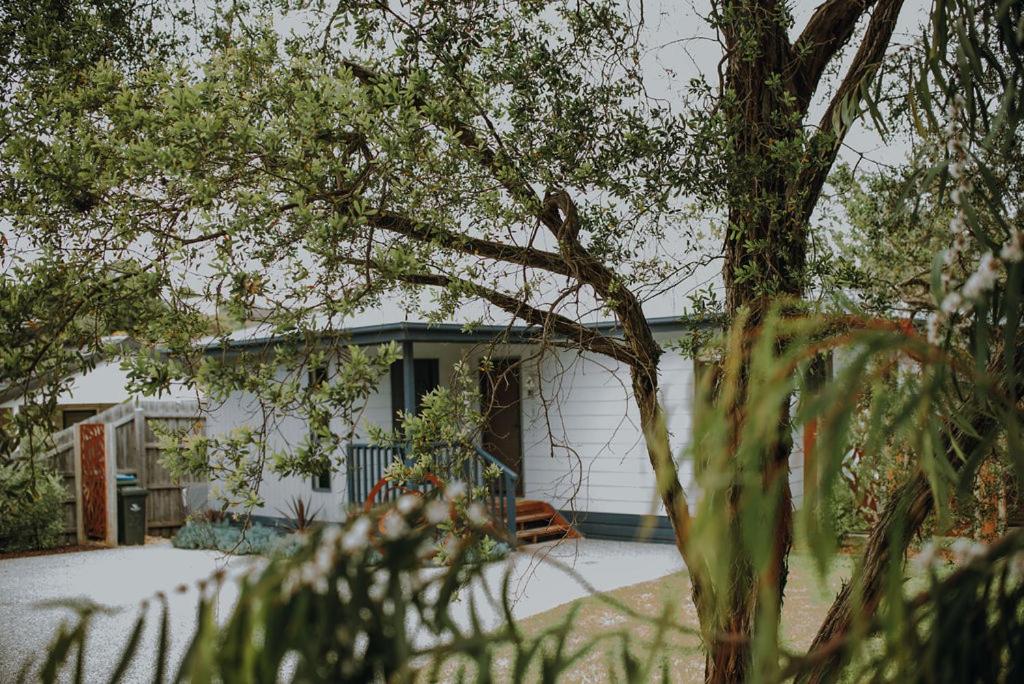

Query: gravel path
0,538,681,682
0,541,260,682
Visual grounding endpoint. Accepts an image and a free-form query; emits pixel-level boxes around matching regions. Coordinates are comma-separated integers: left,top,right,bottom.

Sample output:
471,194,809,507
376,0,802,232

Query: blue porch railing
346,442,519,542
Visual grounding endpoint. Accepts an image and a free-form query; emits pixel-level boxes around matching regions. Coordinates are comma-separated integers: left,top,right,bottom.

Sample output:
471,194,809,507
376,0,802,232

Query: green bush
172,521,299,558
0,461,66,552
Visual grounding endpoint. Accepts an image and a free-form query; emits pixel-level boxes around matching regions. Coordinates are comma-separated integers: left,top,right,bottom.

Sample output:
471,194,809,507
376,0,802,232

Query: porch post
402,340,416,418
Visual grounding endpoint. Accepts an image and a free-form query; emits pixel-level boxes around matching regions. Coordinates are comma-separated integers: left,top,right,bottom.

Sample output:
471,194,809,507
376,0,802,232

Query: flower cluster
913,537,988,573
927,95,1024,344
280,481,486,598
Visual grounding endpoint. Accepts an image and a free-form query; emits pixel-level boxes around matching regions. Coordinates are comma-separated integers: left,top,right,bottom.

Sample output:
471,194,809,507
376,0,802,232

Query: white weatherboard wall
207,358,368,523
519,345,697,516
518,337,806,517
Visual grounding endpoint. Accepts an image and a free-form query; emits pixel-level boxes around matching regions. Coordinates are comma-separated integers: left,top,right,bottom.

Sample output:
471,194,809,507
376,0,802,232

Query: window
313,470,331,492
389,358,440,431
308,365,331,492
61,408,98,430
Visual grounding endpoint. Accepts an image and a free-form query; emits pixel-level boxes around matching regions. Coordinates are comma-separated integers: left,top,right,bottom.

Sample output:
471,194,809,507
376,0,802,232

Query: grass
487,553,858,683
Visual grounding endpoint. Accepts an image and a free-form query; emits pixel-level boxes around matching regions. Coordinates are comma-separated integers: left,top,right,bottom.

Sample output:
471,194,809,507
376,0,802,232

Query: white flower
465,501,489,527
368,580,387,602
313,543,335,575
396,494,420,515
445,481,467,501
940,291,964,314
342,517,371,553
912,540,939,573
368,570,390,602
927,313,944,345
951,187,964,205
950,538,985,565
949,212,967,236
282,569,301,597
979,251,1000,274
416,539,437,560
381,511,409,540
1001,232,1024,263
962,252,1000,300
948,160,964,179
321,524,342,548
336,578,352,602
424,499,449,525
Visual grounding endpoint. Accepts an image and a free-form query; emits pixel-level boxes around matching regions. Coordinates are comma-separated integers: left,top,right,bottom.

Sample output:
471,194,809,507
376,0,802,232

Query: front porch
345,441,580,545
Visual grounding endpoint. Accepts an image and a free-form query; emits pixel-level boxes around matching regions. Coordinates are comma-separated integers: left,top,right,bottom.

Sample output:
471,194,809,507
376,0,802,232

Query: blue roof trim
201,314,724,353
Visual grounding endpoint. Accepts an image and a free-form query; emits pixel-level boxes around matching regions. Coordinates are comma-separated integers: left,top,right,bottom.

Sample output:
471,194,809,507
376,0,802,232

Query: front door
480,359,524,495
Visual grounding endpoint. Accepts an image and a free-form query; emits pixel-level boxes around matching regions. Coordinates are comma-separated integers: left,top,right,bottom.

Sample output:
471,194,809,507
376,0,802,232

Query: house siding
519,345,698,517
208,337,807,530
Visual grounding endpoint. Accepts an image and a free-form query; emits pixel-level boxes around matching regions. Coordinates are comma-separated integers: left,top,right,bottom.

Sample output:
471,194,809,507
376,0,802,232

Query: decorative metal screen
80,423,107,540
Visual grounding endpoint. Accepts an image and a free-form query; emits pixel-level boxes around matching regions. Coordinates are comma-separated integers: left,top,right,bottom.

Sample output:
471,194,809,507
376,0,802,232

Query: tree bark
711,2,802,679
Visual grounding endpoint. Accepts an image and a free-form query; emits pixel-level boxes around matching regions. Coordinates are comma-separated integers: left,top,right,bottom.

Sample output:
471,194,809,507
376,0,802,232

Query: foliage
851,533,1024,683
157,341,400,510
171,520,299,558
0,459,65,552
275,495,321,534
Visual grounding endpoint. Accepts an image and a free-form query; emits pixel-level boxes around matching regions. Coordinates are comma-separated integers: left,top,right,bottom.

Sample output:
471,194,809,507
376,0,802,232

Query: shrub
0,461,65,553
172,520,300,558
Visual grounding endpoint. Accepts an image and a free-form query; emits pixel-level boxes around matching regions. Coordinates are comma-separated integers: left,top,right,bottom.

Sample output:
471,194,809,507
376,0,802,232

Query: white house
203,305,811,544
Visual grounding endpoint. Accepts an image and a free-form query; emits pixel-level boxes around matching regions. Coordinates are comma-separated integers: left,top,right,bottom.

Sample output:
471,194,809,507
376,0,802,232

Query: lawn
489,553,858,683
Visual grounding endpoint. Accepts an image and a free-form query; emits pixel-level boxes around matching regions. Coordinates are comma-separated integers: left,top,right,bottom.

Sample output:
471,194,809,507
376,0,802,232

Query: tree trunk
709,2,803,678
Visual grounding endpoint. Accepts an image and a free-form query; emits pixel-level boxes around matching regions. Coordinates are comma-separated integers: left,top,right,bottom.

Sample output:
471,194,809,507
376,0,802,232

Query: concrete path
469,538,684,627
0,539,682,681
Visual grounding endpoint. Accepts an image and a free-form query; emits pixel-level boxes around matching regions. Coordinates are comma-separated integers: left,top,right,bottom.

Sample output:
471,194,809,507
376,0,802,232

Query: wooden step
516,511,554,525
515,500,561,512
513,499,581,545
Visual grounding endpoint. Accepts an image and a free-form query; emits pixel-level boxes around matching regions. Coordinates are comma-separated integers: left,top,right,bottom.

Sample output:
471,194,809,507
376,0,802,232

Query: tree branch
790,0,875,112
339,257,637,365
367,211,573,278
793,0,905,226
341,60,559,233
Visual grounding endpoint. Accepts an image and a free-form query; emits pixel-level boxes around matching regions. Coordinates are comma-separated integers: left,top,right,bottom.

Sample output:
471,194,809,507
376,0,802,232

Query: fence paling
11,398,205,544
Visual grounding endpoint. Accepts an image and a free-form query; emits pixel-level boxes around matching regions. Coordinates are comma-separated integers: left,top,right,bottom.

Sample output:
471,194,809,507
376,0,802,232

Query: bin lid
118,485,149,497
116,472,138,485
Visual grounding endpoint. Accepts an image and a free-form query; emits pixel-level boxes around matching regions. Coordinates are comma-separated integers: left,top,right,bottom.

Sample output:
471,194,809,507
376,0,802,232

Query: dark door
480,359,523,495
390,359,440,432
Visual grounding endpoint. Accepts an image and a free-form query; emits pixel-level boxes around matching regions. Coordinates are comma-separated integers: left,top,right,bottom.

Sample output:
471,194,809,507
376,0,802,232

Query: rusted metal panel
79,423,107,540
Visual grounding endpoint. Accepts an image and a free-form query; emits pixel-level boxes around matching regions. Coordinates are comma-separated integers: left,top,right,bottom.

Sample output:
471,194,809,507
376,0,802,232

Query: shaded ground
475,553,857,683
0,542,108,561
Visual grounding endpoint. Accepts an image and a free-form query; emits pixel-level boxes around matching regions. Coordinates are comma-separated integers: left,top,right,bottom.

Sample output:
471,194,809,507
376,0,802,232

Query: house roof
199,314,724,353
0,335,139,404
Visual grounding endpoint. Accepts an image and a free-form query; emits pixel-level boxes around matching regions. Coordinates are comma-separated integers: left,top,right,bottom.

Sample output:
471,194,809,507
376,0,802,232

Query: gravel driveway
0,542,260,682
0,538,681,681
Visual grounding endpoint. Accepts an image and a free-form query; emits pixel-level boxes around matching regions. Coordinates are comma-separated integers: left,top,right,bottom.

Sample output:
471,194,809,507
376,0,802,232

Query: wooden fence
17,399,204,544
